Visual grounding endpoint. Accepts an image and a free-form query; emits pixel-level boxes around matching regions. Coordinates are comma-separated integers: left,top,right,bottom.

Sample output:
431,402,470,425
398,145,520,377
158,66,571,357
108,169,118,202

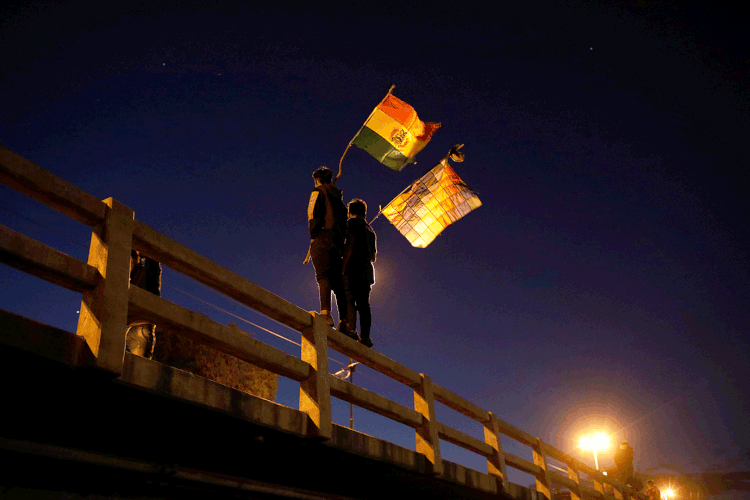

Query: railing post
414,374,442,475
533,438,554,500
624,485,636,500
299,312,332,439
484,412,509,495
567,464,583,500
613,484,624,500
593,473,605,500
76,198,134,374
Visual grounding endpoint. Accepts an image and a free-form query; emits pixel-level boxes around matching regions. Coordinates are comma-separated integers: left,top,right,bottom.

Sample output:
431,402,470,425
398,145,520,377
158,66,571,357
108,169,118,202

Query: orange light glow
580,432,610,451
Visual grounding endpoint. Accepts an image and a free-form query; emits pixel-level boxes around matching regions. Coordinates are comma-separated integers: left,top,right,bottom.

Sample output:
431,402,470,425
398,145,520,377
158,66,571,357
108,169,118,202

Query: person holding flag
342,198,377,348
307,167,357,339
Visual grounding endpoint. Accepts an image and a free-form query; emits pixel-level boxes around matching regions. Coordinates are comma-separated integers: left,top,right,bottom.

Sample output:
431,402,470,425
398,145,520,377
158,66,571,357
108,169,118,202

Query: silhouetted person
342,198,377,348
644,480,661,500
126,249,161,358
614,441,635,484
307,167,355,338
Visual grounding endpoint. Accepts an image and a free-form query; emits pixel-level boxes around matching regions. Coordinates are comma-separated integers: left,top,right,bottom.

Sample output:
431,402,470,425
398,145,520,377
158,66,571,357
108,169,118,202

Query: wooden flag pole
368,205,386,225
304,85,396,264
334,84,395,185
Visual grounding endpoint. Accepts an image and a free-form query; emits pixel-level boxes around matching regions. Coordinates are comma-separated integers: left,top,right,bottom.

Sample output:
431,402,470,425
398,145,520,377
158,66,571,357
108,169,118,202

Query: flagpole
334,84,395,185
368,144,465,225
305,85,396,264
368,181,412,225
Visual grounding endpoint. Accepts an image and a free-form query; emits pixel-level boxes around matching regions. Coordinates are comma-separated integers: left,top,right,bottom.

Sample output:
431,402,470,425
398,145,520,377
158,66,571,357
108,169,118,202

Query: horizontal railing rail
433,383,490,422
1,145,651,499
128,285,311,382
328,375,423,428
0,224,100,293
131,220,313,333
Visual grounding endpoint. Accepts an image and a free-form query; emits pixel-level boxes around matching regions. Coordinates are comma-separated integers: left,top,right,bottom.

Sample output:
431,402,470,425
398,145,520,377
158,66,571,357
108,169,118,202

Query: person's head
647,480,654,486
348,198,367,218
312,167,333,186
130,249,140,271
621,441,630,449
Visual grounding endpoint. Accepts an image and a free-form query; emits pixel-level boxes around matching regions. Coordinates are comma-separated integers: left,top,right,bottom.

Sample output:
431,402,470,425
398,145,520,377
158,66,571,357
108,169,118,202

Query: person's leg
334,272,357,339
327,242,355,337
354,282,372,346
310,237,333,324
331,272,348,326
317,277,332,315
357,284,372,339
343,275,358,331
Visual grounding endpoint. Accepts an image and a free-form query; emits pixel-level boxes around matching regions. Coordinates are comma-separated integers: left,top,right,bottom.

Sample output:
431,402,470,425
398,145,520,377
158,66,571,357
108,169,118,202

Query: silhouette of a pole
332,360,359,429
349,358,355,429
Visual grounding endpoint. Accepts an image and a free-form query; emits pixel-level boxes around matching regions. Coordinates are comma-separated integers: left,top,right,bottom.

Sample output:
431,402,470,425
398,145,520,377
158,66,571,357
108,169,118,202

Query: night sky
2,0,748,486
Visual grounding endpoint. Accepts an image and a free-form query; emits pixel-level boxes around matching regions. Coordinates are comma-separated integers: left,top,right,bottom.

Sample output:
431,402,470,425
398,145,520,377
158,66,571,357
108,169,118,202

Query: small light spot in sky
590,47,593,50
162,63,166,66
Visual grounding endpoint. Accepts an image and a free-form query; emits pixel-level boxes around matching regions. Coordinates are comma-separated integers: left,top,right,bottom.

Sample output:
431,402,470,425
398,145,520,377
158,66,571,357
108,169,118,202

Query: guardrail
1,145,647,499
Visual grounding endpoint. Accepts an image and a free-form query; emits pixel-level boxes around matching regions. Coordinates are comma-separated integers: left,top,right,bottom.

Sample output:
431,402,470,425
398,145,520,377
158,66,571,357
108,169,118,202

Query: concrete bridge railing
1,145,649,499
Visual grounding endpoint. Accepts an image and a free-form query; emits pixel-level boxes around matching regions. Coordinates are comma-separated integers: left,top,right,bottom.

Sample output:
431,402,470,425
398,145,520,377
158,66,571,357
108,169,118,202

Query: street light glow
580,432,610,452
664,488,675,498
579,432,610,470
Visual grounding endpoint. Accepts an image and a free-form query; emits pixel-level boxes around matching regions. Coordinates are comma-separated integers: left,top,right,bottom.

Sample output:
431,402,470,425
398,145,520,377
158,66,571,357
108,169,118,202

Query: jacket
308,183,347,241
343,216,377,284
614,443,634,471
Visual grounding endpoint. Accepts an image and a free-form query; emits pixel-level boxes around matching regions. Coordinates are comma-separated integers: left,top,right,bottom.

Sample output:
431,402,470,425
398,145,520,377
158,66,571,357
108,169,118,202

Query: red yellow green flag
351,93,441,172
382,159,481,248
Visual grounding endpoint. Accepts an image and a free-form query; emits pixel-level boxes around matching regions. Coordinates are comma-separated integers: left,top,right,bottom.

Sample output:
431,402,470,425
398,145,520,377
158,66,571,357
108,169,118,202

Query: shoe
337,322,359,341
359,337,373,348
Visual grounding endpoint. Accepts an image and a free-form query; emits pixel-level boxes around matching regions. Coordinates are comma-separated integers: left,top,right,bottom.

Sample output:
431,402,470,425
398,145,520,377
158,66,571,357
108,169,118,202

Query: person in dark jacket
614,441,635,484
644,480,661,500
308,167,355,338
342,198,377,347
126,249,162,358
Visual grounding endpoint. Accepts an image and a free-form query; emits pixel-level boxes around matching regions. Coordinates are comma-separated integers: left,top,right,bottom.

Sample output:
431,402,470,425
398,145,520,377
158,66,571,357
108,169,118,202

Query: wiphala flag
382,159,481,248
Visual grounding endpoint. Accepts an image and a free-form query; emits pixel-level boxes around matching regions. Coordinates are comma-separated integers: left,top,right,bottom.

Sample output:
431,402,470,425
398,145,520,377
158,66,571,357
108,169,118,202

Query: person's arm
308,190,325,238
370,230,377,263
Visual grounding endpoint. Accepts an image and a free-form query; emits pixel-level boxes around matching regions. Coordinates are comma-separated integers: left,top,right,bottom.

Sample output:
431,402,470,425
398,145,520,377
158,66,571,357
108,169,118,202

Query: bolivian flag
382,159,481,248
352,93,441,172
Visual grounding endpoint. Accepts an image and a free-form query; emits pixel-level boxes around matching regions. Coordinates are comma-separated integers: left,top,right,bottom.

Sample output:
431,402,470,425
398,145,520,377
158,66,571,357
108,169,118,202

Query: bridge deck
0,308,504,499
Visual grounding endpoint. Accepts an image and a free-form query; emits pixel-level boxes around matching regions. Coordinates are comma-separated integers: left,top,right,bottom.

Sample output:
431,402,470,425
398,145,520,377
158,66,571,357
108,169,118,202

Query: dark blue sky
2,0,748,483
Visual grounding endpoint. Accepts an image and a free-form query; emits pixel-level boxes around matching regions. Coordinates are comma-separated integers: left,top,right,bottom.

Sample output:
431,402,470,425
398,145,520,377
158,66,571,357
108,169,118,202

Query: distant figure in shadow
644,479,661,500
342,198,377,348
126,249,161,358
604,441,640,492
614,441,635,484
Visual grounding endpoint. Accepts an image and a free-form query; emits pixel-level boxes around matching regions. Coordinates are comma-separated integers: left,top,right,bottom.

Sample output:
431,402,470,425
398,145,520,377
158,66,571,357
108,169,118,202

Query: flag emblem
391,129,409,148
382,159,481,248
